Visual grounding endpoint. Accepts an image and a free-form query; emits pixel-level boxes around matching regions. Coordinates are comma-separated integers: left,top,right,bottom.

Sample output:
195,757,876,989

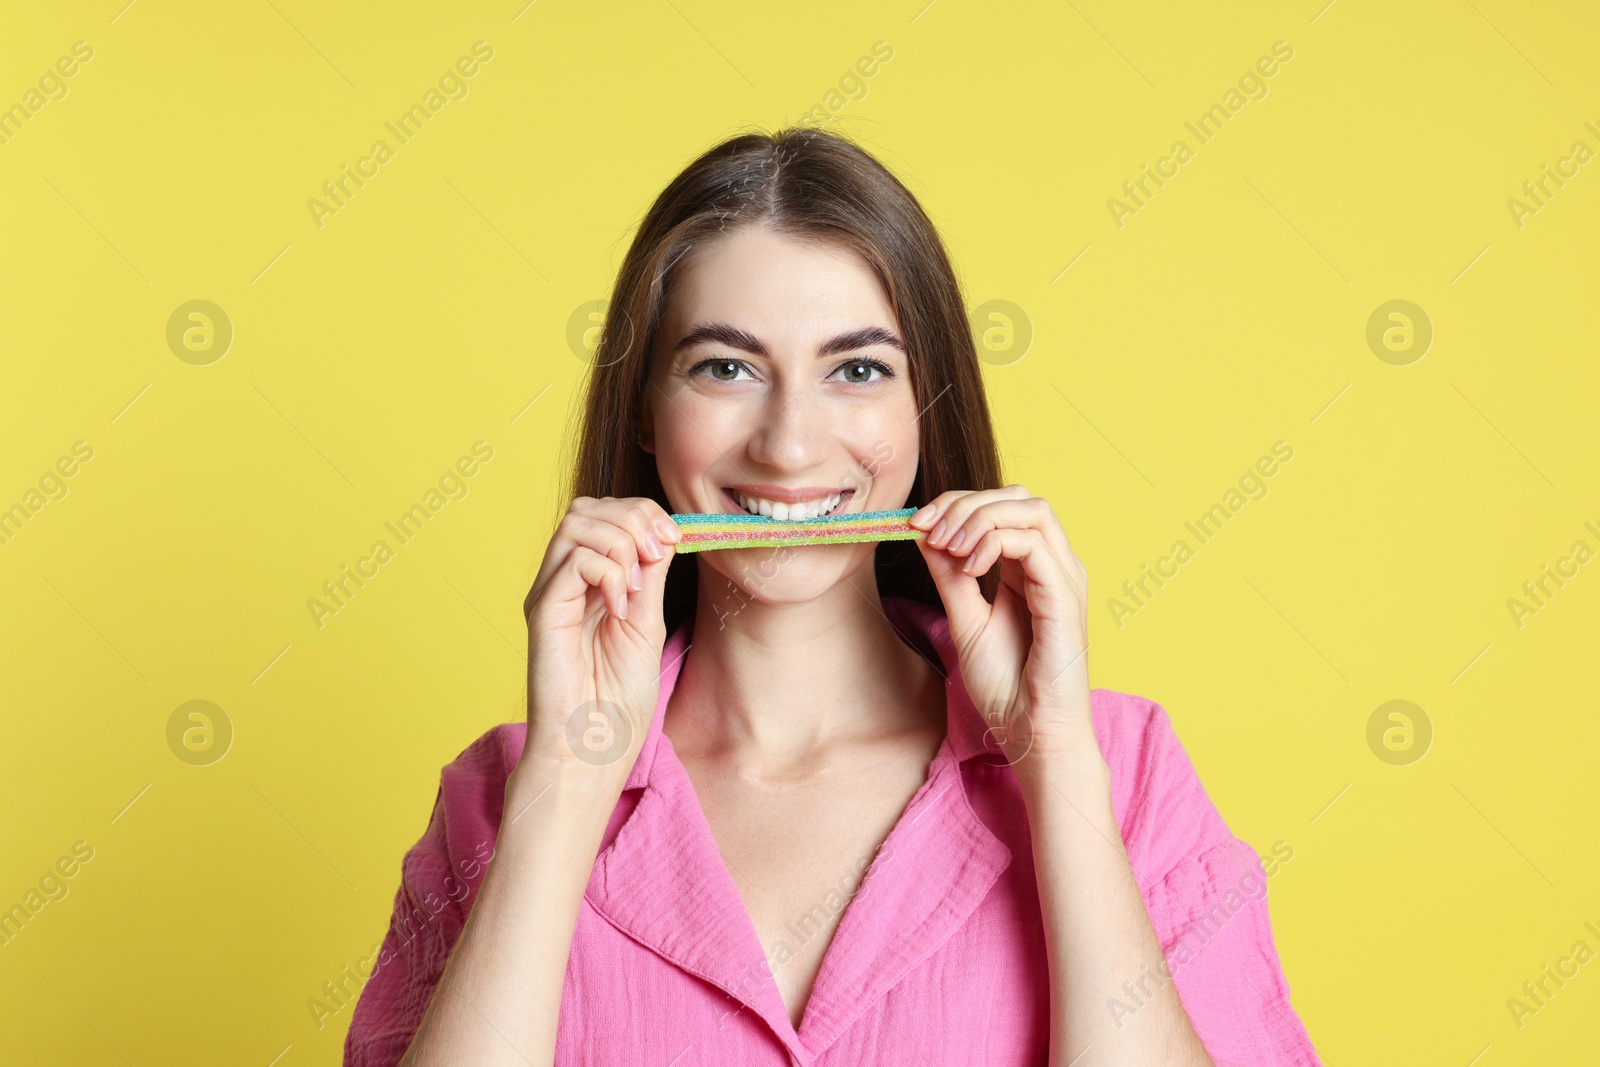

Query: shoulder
1086,688,1233,889
438,719,526,801
430,719,526,842
343,724,527,1065
400,722,527,923
1083,695,1319,1061
1086,686,1188,802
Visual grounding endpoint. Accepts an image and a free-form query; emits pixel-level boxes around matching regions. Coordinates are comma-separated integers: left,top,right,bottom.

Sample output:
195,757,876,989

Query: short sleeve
344,727,514,1066
1102,693,1323,1067
343,833,459,1066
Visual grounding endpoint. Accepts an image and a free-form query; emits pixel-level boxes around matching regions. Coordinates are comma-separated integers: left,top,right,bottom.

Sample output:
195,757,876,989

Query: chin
700,546,867,604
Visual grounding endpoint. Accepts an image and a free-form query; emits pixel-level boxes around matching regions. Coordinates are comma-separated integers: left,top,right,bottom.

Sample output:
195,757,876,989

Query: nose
745,376,831,471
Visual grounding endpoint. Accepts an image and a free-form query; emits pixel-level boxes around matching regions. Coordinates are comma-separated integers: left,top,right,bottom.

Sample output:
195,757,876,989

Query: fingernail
655,517,680,543
948,529,967,552
930,519,947,545
643,537,664,562
630,561,643,590
911,504,935,526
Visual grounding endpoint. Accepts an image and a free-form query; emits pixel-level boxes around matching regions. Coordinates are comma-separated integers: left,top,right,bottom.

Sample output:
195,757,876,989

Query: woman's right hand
516,495,682,787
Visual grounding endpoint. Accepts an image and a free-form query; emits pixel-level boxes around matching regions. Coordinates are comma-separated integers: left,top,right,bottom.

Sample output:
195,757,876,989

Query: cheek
653,409,731,491
657,402,713,456
849,408,919,492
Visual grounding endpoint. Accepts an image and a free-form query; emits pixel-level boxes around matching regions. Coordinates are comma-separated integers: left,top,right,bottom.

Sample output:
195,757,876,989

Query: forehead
660,226,897,340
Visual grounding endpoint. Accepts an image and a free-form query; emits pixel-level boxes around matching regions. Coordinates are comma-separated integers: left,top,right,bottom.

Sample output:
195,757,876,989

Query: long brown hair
563,126,1003,636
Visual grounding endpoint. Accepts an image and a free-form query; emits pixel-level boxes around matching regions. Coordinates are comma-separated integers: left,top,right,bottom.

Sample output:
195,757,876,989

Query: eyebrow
671,322,906,358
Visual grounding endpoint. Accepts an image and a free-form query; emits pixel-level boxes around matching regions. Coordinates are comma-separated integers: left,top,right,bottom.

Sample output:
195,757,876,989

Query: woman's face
642,224,922,605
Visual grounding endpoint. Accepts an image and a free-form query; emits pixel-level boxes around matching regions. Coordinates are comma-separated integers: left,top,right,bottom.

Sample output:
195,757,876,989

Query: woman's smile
720,485,857,520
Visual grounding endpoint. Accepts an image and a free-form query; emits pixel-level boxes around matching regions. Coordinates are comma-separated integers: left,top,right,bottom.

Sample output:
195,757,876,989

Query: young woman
345,128,1321,1067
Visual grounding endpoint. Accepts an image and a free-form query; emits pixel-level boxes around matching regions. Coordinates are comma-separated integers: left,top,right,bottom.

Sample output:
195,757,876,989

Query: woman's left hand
910,485,1093,765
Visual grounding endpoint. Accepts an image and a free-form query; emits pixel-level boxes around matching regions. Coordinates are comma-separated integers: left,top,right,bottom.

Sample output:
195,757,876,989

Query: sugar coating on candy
670,507,923,553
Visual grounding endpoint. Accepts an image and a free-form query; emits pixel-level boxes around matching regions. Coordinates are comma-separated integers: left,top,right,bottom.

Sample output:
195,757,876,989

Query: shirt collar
622,595,997,793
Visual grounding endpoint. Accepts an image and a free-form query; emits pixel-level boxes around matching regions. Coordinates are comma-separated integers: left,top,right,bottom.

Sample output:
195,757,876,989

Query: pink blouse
345,596,1322,1066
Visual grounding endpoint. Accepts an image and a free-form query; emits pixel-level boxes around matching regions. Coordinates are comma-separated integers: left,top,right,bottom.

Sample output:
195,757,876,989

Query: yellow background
3,1,1597,1063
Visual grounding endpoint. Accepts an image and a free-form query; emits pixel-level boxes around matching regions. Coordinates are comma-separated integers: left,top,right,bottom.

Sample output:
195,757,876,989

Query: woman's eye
833,359,894,384
693,359,751,381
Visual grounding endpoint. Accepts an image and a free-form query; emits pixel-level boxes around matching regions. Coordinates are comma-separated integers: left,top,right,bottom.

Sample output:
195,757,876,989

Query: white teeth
733,491,846,519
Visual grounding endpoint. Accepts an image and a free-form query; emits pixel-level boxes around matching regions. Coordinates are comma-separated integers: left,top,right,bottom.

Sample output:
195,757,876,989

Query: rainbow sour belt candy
670,507,923,553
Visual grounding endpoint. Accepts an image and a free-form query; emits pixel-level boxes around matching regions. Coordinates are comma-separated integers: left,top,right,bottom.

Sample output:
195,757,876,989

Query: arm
389,494,682,1065
910,487,1300,1066
1013,735,1215,1066
395,757,627,1066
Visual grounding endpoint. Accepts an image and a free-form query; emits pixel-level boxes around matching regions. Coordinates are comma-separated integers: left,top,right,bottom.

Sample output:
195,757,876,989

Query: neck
664,561,943,777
